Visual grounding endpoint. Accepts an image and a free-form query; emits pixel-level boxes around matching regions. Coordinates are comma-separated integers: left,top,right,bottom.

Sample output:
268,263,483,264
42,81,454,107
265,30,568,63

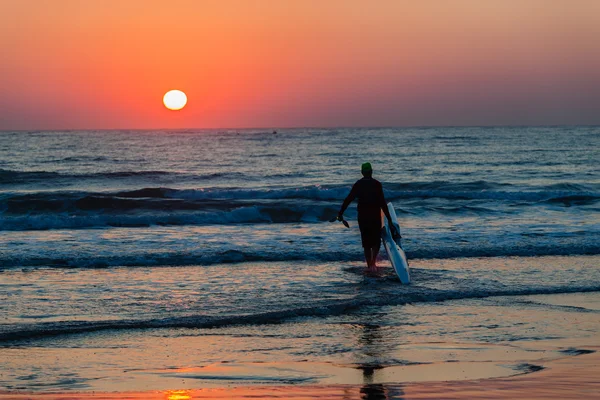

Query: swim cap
361,162,372,172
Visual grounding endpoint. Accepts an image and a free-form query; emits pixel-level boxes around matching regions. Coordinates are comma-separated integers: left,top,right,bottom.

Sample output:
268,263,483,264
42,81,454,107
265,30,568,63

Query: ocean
1,127,599,393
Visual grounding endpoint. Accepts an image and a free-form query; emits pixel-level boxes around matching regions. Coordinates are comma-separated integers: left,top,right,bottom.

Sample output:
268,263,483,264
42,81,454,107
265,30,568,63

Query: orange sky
1,0,599,129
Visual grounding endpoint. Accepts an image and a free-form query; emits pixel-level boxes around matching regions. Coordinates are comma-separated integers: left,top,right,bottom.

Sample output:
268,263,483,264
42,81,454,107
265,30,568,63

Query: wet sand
2,347,598,400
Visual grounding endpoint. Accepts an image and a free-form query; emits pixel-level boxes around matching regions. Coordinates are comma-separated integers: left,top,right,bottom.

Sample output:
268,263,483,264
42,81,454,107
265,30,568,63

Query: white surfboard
382,202,411,284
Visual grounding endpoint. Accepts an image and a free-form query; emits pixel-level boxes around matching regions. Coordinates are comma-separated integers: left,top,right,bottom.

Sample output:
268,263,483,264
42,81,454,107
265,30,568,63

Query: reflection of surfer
360,383,388,399
355,323,405,400
338,163,399,271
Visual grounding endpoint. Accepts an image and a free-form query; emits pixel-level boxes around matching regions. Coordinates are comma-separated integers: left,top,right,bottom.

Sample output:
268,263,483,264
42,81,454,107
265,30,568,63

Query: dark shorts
358,216,382,248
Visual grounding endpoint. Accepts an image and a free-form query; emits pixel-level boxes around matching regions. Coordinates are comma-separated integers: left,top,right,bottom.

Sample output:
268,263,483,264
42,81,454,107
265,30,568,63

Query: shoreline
2,258,598,399
2,347,598,400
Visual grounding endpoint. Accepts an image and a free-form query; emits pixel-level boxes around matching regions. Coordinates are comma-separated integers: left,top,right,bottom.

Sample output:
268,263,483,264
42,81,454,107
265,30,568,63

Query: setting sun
163,90,187,111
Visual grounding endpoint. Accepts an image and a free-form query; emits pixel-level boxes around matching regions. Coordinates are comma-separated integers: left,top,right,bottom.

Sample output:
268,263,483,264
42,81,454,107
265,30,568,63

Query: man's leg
370,245,380,268
360,217,380,270
363,247,373,268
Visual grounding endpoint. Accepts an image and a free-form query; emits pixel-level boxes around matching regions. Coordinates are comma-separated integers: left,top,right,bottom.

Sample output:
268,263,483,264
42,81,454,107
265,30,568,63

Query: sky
1,0,599,129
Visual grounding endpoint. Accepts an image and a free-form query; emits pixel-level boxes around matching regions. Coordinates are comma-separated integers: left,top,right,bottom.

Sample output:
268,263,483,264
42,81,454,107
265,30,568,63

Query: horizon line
2,123,600,132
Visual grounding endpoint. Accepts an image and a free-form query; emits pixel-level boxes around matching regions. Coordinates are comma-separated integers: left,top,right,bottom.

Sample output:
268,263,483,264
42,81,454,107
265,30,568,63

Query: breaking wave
1,181,598,231
1,240,599,269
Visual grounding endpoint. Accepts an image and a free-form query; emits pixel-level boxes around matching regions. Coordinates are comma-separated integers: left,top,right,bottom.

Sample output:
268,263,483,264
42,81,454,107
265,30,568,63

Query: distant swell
0,169,60,183
1,169,172,184
0,169,302,185
1,284,599,343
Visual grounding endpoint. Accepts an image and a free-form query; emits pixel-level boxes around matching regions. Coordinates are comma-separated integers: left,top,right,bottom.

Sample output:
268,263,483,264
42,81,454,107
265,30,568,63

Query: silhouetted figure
338,163,398,271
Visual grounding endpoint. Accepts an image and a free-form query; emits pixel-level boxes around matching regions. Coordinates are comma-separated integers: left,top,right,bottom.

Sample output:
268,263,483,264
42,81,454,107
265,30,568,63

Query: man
338,163,398,270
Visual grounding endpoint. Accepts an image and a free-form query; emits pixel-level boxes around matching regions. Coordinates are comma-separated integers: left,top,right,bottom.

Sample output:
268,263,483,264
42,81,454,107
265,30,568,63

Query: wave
1,181,598,230
4,167,598,201
158,182,600,203
0,169,306,185
0,169,169,184
0,207,293,230
0,198,592,230
1,241,599,269
0,169,60,183
4,181,599,203
0,169,250,184
543,195,600,206
1,283,599,342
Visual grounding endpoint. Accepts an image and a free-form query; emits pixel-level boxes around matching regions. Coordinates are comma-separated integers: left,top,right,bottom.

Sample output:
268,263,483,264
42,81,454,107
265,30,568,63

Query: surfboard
382,202,411,284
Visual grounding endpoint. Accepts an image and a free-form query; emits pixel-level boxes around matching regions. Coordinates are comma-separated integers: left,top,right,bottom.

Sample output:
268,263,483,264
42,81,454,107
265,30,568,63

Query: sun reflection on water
165,390,192,400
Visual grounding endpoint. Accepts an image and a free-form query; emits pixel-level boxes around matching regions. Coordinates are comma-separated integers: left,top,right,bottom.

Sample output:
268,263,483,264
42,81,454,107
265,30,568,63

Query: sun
163,90,187,111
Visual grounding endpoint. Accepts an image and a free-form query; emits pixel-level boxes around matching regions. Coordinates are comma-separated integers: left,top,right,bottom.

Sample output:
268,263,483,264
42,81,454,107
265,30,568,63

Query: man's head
361,162,373,177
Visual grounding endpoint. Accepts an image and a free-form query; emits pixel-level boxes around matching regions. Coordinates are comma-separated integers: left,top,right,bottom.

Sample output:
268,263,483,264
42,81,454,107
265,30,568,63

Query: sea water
0,127,599,391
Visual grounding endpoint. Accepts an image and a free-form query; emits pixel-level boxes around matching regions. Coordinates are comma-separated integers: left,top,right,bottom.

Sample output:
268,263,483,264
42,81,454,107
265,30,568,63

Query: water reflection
356,322,405,399
360,383,388,400
165,390,192,400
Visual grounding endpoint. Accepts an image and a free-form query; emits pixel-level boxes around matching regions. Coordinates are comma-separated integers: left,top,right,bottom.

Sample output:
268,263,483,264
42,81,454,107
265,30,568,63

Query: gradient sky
1,0,599,129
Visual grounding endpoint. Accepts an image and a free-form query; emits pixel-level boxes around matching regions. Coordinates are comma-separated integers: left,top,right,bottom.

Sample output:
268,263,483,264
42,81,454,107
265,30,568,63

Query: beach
1,256,599,399
2,349,599,399
1,128,599,398
1,288,599,398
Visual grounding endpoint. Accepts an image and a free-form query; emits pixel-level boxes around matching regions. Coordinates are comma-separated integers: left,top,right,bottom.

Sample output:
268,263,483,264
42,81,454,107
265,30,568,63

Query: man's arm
379,183,399,236
338,183,358,217
378,182,392,221
380,196,393,223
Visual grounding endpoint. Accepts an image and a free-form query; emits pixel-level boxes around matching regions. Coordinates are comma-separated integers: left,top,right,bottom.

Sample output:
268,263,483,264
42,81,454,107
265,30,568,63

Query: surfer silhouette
338,163,398,271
